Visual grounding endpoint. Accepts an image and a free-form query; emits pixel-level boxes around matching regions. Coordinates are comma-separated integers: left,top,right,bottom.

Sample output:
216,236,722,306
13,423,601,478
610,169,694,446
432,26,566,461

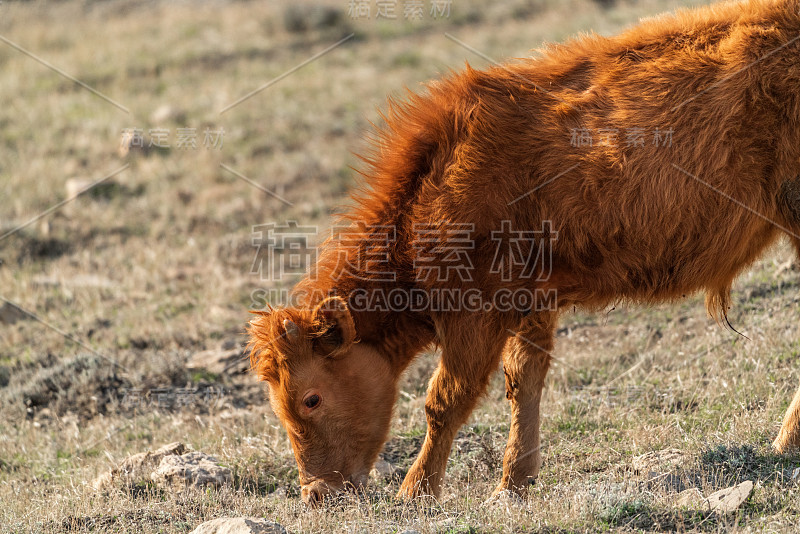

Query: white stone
190,517,286,534
94,442,188,490
152,451,232,489
631,449,685,475
706,480,753,514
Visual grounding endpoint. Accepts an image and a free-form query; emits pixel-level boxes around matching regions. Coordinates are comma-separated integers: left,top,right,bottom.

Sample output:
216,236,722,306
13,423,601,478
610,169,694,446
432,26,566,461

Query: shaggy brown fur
249,0,800,504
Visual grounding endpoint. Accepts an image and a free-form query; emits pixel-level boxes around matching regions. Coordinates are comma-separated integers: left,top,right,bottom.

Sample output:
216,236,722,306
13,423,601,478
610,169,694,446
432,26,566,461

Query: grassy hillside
1,0,799,531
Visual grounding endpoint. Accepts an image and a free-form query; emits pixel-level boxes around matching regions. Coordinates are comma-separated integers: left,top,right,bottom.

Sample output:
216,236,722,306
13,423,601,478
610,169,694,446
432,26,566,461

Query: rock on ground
94,442,188,490
671,481,754,514
94,442,232,491
190,518,286,534
631,448,685,475
632,448,688,491
151,451,232,489
706,480,754,514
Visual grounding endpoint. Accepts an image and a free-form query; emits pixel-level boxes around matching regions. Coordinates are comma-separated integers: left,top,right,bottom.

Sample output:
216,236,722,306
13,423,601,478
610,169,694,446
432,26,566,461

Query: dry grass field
1,0,800,531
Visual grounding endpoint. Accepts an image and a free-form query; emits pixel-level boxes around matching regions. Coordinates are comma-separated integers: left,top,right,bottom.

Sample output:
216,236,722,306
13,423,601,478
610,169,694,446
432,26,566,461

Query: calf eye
304,394,321,409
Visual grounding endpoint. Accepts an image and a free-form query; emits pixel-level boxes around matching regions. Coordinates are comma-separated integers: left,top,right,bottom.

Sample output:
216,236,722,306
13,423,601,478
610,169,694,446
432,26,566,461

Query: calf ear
247,311,280,383
312,297,356,357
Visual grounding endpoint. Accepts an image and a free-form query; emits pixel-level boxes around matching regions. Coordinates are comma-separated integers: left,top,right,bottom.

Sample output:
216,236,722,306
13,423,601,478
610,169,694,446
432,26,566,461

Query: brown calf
249,0,800,505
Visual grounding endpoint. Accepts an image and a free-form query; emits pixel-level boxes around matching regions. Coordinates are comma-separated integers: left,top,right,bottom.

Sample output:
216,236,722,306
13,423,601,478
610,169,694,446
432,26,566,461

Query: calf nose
301,482,331,507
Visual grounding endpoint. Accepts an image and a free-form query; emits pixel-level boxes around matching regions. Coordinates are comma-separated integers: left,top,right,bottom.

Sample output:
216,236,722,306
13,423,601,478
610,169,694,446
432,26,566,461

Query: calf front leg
775,238,800,452
774,378,800,453
397,315,508,499
492,312,556,497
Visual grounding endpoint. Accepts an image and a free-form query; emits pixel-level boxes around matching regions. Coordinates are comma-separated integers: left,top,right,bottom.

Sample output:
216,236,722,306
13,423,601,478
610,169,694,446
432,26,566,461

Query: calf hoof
773,432,800,454
490,475,536,501
301,481,334,507
396,482,433,501
484,488,526,508
397,471,439,501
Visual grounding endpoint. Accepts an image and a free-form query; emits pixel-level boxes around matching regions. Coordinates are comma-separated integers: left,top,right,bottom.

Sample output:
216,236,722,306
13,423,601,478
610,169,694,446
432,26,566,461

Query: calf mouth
300,472,369,507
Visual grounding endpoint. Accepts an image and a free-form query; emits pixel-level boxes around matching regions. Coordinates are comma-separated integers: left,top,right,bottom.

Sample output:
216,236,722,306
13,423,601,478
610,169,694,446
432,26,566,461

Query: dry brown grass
1,0,799,532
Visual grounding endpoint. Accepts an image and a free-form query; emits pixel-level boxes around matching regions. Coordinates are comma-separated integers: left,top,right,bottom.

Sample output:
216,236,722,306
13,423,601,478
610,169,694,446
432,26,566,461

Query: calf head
247,296,396,505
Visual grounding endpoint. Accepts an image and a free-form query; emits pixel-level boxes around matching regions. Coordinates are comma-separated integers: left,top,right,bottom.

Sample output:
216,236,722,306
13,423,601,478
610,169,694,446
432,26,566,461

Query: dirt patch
0,353,129,419
2,234,72,265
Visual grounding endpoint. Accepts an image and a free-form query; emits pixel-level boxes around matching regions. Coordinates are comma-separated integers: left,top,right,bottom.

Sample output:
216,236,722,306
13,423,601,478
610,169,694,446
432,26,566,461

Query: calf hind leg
773,379,800,453
493,312,557,497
